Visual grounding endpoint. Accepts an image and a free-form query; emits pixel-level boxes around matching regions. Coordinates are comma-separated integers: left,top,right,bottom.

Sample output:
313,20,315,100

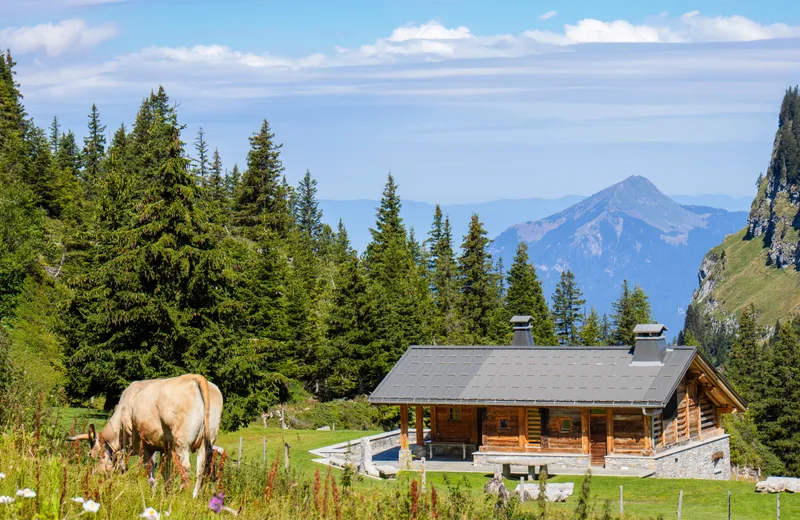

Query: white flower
71,497,85,503
83,500,101,513
140,507,160,520
0,496,14,504
15,488,36,498
0,473,5,479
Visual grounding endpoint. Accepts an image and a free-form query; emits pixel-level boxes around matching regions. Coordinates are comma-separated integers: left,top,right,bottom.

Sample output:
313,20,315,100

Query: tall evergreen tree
611,280,653,346
505,242,555,345
226,163,241,197
294,170,323,245
234,119,291,238
426,208,465,343
193,127,210,183
727,304,762,400
49,116,60,155
207,148,225,202
580,307,603,346
82,103,106,184
458,214,500,343
551,269,585,345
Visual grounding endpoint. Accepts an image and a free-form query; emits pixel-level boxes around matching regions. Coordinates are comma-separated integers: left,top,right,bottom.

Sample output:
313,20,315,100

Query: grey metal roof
633,324,668,334
368,345,696,408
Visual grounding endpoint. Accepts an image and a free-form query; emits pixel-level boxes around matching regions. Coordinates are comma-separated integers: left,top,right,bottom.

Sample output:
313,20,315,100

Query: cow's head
68,424,115,474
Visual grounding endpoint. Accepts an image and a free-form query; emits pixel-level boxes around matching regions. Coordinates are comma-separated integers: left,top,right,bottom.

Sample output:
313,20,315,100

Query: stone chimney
510,316,535,346
631,324,668,364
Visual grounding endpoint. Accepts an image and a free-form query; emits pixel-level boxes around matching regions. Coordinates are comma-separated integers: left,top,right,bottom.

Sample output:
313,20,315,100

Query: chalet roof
369,345,697,408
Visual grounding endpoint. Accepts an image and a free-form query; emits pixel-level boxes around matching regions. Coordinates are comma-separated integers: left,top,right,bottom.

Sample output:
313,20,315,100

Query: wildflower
15,488,36,498
208,493,225,513
71,497,85,503
140,507,160,520
0,496,13,505
0,473,5,479
83,500,101,513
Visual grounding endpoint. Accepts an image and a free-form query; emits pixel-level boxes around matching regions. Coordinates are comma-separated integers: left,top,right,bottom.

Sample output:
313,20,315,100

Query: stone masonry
605,435,730,480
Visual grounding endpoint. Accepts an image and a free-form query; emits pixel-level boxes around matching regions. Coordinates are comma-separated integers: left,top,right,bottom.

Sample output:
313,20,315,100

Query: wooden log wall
483,406,521,449
545,408,584,453
612,412,647,454
432,406,474,443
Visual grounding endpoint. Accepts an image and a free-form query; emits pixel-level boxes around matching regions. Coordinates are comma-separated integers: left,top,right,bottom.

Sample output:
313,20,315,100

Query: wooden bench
484,456,560,479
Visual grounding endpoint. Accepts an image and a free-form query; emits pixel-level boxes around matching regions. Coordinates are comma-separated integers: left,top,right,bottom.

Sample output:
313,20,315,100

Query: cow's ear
88,424,97,446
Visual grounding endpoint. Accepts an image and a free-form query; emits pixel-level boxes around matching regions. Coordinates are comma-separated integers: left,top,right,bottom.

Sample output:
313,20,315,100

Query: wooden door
590,416,607,467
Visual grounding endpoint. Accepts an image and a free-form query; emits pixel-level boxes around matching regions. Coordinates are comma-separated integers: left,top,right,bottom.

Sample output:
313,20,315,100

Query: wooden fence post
421,457,427,493
619,485,623,517
262,436,267,466
727,491,731,520
777,493,781,520
677,490,683,520
520,476,525,503
284,442,291,471
238,436,243,468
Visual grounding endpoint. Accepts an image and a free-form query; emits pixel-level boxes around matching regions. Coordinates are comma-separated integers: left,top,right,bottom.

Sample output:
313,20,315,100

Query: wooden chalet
369,317,746,479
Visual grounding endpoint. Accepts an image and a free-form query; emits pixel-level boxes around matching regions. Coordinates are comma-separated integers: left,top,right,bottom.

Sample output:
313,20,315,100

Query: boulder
514,483,574,502
316,426,331,431
375,465,399,479
756,476,800,493
484,477,509,502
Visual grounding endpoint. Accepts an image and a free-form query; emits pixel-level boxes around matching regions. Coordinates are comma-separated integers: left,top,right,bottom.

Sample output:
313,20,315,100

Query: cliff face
686,87,800,331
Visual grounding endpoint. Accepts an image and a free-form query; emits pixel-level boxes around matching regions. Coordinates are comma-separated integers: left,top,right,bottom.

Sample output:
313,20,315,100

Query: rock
375,465,398,479
484,477,509,502
514,483,574,502
359,438,379,477
757,477,800,493
316,426,331,431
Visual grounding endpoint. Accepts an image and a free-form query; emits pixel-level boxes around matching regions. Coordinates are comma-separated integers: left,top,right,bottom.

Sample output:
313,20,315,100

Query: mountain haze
491,176,748,335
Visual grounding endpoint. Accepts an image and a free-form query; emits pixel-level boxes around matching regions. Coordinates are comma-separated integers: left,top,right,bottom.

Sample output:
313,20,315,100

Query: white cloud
0,19,118,57
524,11,800,45
540,11,557,21
387,21,472,42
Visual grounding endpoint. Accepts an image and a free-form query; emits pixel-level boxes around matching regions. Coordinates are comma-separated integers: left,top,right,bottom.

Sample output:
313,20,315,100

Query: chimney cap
510,316,533,327
633,324,668,336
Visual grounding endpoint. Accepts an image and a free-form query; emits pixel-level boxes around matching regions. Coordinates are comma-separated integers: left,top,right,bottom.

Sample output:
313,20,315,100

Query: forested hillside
0,49,653,430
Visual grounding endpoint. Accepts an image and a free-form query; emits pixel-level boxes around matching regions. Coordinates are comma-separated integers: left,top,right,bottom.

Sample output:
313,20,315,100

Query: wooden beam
415,405,424,446
519,407,526,448
695,385,702,438
430,405,438,441
606,409,614,454
643,413,653,455
401,405,409,448
581,408,590,455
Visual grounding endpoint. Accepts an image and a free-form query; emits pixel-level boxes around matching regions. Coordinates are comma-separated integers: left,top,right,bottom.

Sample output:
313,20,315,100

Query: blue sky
2,1,800,203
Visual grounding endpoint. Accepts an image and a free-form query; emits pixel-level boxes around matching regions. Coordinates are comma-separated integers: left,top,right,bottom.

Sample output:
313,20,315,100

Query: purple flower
208,493,225,514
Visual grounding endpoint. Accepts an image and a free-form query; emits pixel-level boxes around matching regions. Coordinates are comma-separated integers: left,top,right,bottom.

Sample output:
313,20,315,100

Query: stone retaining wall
473,452,590,469
310,429,429,463
605,435,730,480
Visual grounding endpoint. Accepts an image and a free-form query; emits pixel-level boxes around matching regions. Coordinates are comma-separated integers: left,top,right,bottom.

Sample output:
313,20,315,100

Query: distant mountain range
489,176,748,336
321,193,751,254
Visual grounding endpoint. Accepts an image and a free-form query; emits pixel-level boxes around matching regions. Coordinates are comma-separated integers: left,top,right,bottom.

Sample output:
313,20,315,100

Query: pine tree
611,280,653,346
551,269,585,345
599,313,612,344
207,148,225,202
82,103,106,184
580,307,602,346
49,116,60,155
427,209,466,343
294,170,323,245
727,304,761,400
226,163,241,198
458,214,501,343
193,127,210,183
234,119,291,238
505,242,556,345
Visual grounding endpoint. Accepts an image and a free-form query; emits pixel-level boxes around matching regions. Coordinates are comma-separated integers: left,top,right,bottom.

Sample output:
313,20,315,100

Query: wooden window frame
498,417,510,431
559,417,572,433
448,407,461,422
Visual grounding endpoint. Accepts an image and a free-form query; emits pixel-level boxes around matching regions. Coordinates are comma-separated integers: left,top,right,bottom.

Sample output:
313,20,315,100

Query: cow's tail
192,375,213,477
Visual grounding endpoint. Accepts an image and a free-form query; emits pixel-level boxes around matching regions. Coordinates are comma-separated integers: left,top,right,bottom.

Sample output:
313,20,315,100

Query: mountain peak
559,175,705,234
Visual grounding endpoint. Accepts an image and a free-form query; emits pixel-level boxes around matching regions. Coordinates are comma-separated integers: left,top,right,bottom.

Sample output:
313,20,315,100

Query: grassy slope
704,227,800,326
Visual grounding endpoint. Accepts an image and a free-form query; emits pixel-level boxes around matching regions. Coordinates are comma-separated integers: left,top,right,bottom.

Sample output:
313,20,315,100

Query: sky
2,1,800,203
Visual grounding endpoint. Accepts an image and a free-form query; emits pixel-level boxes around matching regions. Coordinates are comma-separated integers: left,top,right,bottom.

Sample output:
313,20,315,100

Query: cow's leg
193,441,207,498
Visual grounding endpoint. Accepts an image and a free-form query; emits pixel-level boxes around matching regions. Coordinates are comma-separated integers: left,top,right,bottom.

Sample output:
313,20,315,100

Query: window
448,407,461,422
499,418,510,431
559,418,572,433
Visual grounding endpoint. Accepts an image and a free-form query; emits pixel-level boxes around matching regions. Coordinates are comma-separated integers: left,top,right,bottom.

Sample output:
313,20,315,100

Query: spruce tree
49,116,60,155
426,208,465,343
551,269,585,345
294,170,323,245
458,214,501,343
580,307,602,346
234,119,291,238
207,148,225,202
611,280,653,346
727,304,761,400
505,242,555,345
193,127,210,183
82,103,106,185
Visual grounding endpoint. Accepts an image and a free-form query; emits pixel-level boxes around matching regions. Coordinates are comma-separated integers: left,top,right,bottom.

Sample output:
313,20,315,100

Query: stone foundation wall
311,428,429,462
605,435,731,480
411,443,476,459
